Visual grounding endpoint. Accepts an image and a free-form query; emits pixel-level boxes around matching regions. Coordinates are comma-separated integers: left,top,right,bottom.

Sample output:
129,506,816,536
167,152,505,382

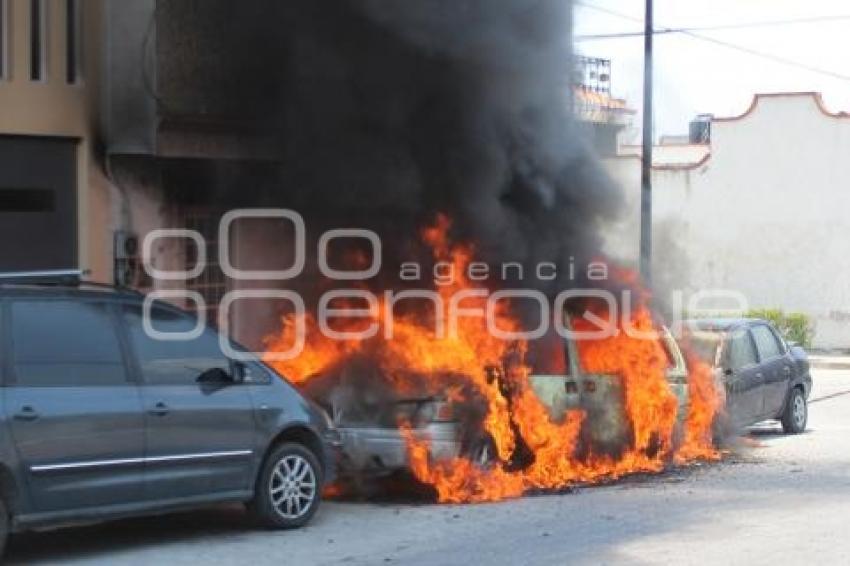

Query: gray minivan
0,273,340,556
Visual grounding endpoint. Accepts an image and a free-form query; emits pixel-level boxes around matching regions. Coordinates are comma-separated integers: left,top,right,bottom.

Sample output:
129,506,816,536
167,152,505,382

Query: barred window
30,0,47,81
0,0,8,80
65,0,82,84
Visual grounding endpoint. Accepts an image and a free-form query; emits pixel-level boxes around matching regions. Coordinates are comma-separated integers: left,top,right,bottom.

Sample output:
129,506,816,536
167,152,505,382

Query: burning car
264,216,720,502
306,315,690,479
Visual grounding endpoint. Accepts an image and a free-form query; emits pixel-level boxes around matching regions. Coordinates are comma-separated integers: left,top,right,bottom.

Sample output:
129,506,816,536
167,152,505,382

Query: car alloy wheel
269,454,317,520
248,442,323,529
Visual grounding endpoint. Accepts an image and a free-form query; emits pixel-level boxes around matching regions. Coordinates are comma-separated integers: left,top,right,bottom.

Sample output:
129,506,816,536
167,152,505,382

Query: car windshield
686,330,725,367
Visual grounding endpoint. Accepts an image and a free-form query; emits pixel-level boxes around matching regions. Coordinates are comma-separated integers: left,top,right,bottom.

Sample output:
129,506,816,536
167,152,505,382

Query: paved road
7,369,850,566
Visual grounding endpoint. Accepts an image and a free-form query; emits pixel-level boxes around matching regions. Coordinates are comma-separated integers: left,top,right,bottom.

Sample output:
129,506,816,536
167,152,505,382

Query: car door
3,297,145,513
121,303,256,501
660,328,688,421
751,324,792,418
722,326,763,426
526,324,577,422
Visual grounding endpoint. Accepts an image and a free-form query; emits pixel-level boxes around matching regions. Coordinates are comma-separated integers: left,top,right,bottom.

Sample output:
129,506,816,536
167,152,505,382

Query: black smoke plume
160,0,624,299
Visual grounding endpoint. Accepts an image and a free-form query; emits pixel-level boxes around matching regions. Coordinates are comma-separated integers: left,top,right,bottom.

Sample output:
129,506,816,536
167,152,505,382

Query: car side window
10,299,128,386
527,328,571,376
727,328,758,371
767,325,787,354
123,304,231,386
751,325,782,361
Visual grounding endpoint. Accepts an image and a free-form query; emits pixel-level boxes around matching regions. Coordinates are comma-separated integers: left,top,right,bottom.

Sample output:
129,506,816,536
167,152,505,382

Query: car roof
683,317,768,332
0,283,143,302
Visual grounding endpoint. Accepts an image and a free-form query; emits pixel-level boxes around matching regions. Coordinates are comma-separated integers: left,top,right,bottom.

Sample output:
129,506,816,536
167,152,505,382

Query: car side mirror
196,367,237,384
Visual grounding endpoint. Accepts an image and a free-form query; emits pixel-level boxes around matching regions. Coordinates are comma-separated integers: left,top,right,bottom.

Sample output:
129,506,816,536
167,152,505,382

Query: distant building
572,56,635,157
605,92,850,349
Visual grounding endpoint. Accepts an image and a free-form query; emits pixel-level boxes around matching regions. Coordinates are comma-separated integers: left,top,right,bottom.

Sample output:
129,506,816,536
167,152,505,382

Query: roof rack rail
0,269,84,286
78,280,143,295
0,269,144,296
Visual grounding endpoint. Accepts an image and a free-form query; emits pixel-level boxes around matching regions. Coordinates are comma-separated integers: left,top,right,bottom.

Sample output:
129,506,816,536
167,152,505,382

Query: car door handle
782,366,792,375
148,402,169,417
13,406,39,421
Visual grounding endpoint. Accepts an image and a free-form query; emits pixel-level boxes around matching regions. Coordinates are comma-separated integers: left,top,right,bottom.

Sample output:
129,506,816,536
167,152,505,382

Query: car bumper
336,423,461,475
322,428,345,484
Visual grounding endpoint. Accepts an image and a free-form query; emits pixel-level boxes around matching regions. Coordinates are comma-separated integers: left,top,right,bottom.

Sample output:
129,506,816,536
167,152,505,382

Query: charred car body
309,316,690,477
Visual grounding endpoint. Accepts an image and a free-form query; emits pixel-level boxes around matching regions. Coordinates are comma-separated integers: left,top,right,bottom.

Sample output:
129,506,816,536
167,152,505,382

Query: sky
573,0,850,142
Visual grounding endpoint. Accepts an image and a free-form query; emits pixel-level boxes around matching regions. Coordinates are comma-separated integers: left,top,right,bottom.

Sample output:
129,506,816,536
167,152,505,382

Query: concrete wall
604,93,850,349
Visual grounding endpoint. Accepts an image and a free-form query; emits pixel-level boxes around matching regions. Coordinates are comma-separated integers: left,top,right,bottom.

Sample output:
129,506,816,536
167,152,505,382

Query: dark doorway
0,136,78,271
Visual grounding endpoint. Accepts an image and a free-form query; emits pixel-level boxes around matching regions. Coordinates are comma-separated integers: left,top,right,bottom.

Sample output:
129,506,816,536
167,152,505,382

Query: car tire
248,443,323,529
465,434,498,470
781,387,807,434
712,407,735,446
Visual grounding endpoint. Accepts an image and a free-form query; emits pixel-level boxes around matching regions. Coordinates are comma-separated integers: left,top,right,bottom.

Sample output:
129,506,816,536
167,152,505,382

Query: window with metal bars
65,0,81,84
30,0,46,81
0,0,8,80
180,208,228,328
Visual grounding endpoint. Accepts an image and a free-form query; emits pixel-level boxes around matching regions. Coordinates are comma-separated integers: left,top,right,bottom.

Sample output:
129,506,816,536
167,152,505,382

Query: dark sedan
684,318,813,434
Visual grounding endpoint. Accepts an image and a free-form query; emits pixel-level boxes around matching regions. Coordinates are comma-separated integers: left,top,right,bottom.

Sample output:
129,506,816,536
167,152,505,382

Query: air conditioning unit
113,231,139,286
114,230,138,260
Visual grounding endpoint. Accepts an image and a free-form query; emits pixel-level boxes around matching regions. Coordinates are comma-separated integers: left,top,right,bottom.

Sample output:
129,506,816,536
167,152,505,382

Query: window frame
29,0,47,82
724,326,759,372
766,324,788,355
751,323,783,363
6,296,136,387
0,0,9,82
64,0,82,85
0,299,9,386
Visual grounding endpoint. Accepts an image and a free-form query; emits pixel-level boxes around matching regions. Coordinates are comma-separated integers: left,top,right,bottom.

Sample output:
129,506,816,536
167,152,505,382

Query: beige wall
0,0,102,135
604,93,850,349
0,0,111,281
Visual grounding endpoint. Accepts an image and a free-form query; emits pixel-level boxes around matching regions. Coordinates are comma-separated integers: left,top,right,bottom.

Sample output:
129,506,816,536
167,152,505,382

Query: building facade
0,0,114,279
0,0,281,349
605,92,850,349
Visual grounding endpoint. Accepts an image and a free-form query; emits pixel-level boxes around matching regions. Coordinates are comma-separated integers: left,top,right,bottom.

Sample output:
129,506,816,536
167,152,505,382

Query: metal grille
181,208,227,327
573,56,611,95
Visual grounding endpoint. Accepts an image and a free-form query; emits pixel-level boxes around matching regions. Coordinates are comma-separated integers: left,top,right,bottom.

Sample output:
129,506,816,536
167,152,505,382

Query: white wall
604,93,850,349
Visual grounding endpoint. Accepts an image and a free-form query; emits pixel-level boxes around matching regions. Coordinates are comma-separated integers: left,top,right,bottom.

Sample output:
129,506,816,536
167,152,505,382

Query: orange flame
675,353,721,462
263,214,720,502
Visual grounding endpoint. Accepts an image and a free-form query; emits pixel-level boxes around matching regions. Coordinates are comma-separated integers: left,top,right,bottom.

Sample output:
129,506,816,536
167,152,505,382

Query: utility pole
639,0,654,285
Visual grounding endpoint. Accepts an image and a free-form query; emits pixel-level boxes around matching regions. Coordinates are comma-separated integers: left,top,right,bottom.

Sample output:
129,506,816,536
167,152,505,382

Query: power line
576,14,850,40
575,1,850,83
677,31,850,82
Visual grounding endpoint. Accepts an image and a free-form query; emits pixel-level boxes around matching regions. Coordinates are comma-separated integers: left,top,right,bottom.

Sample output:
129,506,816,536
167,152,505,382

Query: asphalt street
7,367,850,566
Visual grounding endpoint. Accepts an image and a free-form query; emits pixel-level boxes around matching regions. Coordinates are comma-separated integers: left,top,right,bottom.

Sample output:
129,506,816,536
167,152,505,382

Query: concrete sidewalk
808,355,850,370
